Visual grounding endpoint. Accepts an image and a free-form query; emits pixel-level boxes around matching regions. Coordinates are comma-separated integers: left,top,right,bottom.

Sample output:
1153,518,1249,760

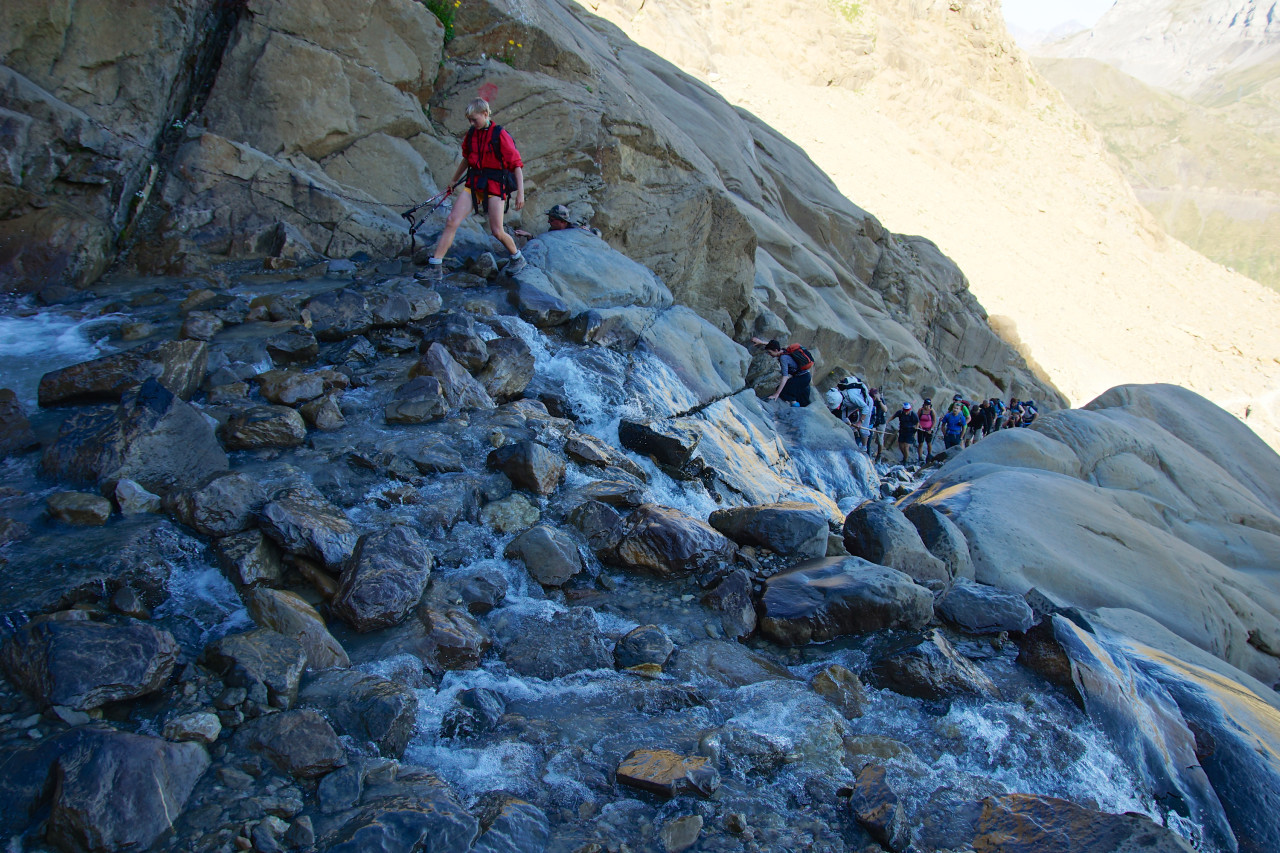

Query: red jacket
463,123,522,197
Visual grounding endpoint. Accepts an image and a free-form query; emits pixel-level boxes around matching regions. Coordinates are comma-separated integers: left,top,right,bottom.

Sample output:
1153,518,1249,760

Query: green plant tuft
828,0,863,24
425,0,460,43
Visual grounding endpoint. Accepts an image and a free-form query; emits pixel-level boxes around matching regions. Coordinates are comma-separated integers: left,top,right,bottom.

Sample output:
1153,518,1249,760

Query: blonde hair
465,98,490,117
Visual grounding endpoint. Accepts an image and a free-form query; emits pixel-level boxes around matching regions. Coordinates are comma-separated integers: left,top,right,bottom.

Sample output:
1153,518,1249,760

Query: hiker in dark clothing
426,98,526,280
751,337,813,407
1019,399,1039,427
867,388,886,458
887,402,919,465
977,399,997,436
939,402,966,449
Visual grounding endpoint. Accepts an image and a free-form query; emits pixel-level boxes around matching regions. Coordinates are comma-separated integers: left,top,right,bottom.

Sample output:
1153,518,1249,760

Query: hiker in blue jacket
751,337,813,407
939,402,967,450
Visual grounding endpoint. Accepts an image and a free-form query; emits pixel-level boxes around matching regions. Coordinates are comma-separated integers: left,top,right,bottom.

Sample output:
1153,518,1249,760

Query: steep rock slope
592,0,1280,450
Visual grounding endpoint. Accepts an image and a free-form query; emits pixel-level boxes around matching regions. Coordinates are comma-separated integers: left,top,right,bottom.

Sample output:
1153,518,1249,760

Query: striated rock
1,618,178,711
616,749,720,799
43,378,228,495
332,526,434,632
166,471,265,537
257,368,326,406
163,711,222,744
476,335,535,402
411,342,495,411
204,627,307,709
384,376,447,425
843,500,951,592
709,501,830,559
303,290,373,341
867,630,999,701
46,727,210,853
243,586,349,669
219,404,308,449
615,625,675,669
701,568,757,640
901,502,975,583
608,503,737,578
319,770,477,853
850,764,906,851
811,664,868,720
180,310,223,341
938,579,1036,635
258,487,359,571
37,340,208,407
472,796,551,853
410,437,464,474
298,669,417,758
972,793,1197,853
418,606,492,672
490,607,611,680
0,389,38,458
665,640,793,688
504,524,583,587
758,557,934,646
112,478,161,515
47,491,112,526
241,708,346,779
486,440,565,496
214,529,285,587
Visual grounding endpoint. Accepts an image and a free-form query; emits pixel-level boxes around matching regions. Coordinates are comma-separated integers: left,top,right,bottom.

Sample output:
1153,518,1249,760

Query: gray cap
546,204,571,222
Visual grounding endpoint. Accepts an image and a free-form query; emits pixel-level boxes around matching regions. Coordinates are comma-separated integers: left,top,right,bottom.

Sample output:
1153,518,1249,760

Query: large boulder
203,628,307,709
901,502,975,583
258,487,359,571
520,229,674,316
331,526,434,632
476,335,535,402
607,503,737,578
165,471,265,537
486,440,565,496
637,305,750,406
842,500,951,592
971,793,1197,853
298,669,418,759
242,587,349,669
503,524,583,587
937,579,1035,635
239,708,347,780
708,501,830,559
302,290,373,341
757,556,934,646
218,404,308,449
412,342,495,411
865,629,1000,701
37,341,208,407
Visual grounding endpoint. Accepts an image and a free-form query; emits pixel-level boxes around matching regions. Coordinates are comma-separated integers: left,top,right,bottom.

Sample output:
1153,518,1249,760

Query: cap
922,398,932,405
902,402,912,410
953,394,963,401
546,204,571,221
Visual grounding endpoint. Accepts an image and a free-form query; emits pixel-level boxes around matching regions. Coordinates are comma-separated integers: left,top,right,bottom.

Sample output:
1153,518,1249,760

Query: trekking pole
401,176,466,259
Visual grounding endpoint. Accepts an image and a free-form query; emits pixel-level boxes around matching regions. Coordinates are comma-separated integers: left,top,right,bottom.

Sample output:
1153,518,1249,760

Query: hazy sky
1001,0,1116,32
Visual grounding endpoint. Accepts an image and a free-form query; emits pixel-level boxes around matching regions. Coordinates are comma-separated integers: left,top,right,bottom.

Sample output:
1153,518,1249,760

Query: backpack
842,384,868,412
463,123,518,206
782,343,814,374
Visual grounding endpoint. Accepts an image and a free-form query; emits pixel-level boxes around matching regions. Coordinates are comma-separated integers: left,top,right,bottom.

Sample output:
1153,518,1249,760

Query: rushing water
0,298,125,406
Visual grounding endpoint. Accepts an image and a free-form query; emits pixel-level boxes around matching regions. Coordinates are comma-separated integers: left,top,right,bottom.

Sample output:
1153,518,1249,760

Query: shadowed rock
203,628,307,709
243,587,349,669
412,342,495,411
901,502,975,583
241,708,347,779
701,569,757,640
504,524,583,587
938,579,1035,635
490,607,611,680
165,471,265,537
214,529,285,587
850,764,906,851
47,491,112,526
37,340,207,407
303,290,372,341
0,389,38,459
866,630,999,701
298,669,417,759
332,526,434,632
486,440,565,496
417,313,489,372
476,335,535,402
665,640,794,688
258,487,358,571
219,404,308,449
971,793,1197,853
843,500,951,592
709,501,830,559
615,625,675,669
472,796,551,853
385,376,447,425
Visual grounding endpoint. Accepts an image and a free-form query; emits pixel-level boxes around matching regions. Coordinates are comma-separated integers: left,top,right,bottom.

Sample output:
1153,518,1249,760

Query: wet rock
440,688,507,739
258,488,359,571
615,625,675,669
332,526,434,632
486,440,565,495
568,499,624,554
167,471,265,537
709,501,831,559
204,628,307,709
850,764,906,851
300,392,345,430
569,477,646,509
318,763,365,814
0,389,38,458
241,708,346,779
665,640,794,687
866,629,999,701
504,524,583,586
180,310,223,341
384,376,447,424
410,437,465,473
112,478,161,515
515,279,570,327
417,313,489,371
110,586,150,619
457,571,508,616
219,404,308,449
472,796,551,853
265,326,320,365
243,587,350,669
491,607,611,680
418,606,493,672
319,769,477,853
303,290,372,341
298,669,417,758
476,335,535,402
701,568,757,640
45,727,210,853
901,502,975,582
1,618,178,710
660,814,703,853
938,579,1036,635
257,369,326,406
43,378,228,495
163,711,222,744
618,419,700,471
214,529,285,587
842,500,951,592
616,749,720,798
811,664,868,719
608,503,737,578
369,290,414,327
37,340,208,406
972,793,1197,852
758,557,934,646
411,342,495,411
0,515,30,546
284,815,316,849
329,335,379,365
47,491,113,526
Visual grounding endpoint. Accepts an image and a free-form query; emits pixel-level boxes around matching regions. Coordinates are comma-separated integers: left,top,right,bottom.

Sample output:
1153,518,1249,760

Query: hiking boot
415,261,444,282
505,254,527,275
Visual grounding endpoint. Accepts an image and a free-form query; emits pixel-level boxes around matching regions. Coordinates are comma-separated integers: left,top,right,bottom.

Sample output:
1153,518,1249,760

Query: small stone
614,625,674,669
217,687,249,709
726,813,748,834
164,711,222,744
47,491,113,526
113,479,162,515
111,586,151,619
480,493,540,534
51,705,92,726
616,748,719,798
660,815,703,853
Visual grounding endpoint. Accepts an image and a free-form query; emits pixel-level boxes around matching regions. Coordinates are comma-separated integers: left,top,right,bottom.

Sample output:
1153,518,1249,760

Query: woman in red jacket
426,98,526,278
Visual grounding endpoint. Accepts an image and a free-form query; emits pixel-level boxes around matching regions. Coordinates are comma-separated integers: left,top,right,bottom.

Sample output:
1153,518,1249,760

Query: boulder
257,369,326,406
441,688,507,739
242,587,350,669
180,310,223,341
412,342,495,411
810,663,867,719
298,669,417,758
163,711,222,745
384,376,448,425
417,313,489,372
37,340,208,407
503,524,583,587
520,229,674,316
265,326,320,365
0,389,38,458
866,630,999,701
937,579,1036,635
472,797,551,853
47,491,113,526
410,437,465,474
637,305,750,406
758,557,934,646
849,764,906,851
258,488,359,571
490,607,612,680
901,502,975,583
166,471,265,537
417,606,492,672
568,499,625,554
608,503,737,578
514,278,571,327
213,529,285,586
665,640,794,688
318,770,477,853
112,478,162,515
42,378,228,496
203,628,307,709
300,393,346,430
618,419,700,471
614,625,675,669
709,501,830,559
701,569,758,640
479,492,541,534
240,709,346,779
486,440,565,496
45,728,210,853
303,290,373,341
616,749,719,799
842,500,951,592
332,526,434,632
971,793,1197,853
476,335,535,402
659,815,703,853
1,618,178,711
219,404,308,449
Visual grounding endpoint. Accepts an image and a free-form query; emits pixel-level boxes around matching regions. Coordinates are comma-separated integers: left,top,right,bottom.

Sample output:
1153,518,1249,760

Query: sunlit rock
616,748,719,799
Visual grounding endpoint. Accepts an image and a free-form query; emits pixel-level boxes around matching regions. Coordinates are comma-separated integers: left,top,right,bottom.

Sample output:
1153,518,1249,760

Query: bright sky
1001,0,1116,32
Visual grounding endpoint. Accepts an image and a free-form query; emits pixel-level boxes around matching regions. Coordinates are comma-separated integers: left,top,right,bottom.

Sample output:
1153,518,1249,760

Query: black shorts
780,371,811,407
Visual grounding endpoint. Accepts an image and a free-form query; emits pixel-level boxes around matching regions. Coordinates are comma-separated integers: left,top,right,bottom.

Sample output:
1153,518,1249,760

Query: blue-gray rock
866,629,999,701
298,668,418,758
608,503,736,578
504,524,583,587
614,625,675,669
241,708,347,779
938,579,1035,635
258,488,359,571
709,501,830,559
332,526,433,632
203,628,307,709
842,500,950,593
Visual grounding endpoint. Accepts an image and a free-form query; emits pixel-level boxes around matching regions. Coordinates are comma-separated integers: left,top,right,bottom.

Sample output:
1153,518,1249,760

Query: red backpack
783,343,814,373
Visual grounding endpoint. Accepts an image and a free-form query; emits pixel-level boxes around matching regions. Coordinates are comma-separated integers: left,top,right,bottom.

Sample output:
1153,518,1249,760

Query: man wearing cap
887,401,920,466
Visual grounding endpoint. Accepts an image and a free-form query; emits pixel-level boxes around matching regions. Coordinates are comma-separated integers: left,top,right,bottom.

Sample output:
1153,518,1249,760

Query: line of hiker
879,394,1039,465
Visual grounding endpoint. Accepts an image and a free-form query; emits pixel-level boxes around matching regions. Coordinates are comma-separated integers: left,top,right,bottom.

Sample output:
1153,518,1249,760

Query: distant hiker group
881,394,1039,465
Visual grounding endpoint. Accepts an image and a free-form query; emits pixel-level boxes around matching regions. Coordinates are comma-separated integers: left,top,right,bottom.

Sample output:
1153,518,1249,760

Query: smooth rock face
243,587,350,669
842,500,951,592
46,491,112,526
219,404,308,449
1,619,178,710
490,607,612,680
204,627,307,709
971,793,1197,853
608,503,737,578
758,557,934,646
866,630,999,701
486,440,565,496
213,529,285,587
45,727,210,853
709,501,830,559
615,625,675,669
332,526,434,632
258,488,359,571
901,502,975,583
241,708,346,779
616,749,720,798
938,579,1035,635
298,669,417,758
503,524,583,587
